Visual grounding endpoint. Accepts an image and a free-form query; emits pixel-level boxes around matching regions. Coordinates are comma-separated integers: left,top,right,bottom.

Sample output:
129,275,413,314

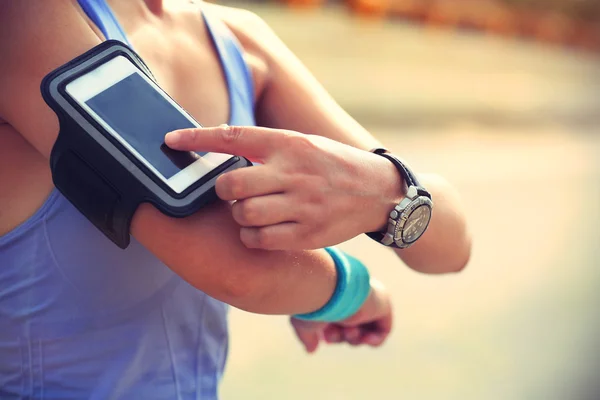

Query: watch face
401,204,432,244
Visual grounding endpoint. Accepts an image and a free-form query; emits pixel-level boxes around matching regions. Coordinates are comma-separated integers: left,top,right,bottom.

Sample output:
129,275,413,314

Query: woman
0,0,470,398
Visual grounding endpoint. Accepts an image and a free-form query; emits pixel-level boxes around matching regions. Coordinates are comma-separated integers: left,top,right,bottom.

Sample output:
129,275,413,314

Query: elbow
416,245,471,274
447,234,472,273
399,217,472,275
423,173,472,274
437,222,472,274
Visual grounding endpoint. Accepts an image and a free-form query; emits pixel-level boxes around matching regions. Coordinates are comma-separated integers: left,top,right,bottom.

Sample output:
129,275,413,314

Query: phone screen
66,55,232,193
85,73,203,180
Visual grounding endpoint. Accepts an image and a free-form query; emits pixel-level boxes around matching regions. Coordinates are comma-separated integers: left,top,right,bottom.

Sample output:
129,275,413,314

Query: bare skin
0,0,394,351
166,125,472,274
0,0,469,352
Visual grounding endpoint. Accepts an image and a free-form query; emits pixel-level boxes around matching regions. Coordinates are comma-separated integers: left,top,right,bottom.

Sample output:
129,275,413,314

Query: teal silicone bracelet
293,247,371,322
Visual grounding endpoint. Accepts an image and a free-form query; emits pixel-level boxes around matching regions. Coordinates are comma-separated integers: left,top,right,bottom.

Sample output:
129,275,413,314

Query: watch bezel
389,189,433,248
393,196,433,246
365,148,434,249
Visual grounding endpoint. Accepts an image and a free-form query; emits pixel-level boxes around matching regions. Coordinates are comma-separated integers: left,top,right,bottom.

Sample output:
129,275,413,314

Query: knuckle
288,174,307,189
183,128,199,143
298,204,318,226
296,223,314,244
282,133,317,156
311,188,328,207
220,125,244,143
288,133,314,150
302,179,327,206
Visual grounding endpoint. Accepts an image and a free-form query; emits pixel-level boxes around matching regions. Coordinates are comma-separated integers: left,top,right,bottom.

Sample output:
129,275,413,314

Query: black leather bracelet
369,148,429,198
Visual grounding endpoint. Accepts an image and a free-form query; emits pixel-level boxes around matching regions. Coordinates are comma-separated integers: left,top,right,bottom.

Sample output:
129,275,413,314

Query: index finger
165,125,290,161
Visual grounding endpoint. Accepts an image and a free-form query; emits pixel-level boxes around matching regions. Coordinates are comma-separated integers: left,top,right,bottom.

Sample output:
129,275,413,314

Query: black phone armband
41,40,250,249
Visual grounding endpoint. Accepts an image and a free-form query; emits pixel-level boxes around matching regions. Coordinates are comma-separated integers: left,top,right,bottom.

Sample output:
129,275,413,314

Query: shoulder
167,2,274,100
0,0,102,156
201,3,274,44
200,3,282,99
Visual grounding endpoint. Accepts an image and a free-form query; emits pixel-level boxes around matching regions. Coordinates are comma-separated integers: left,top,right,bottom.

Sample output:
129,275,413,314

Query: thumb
165,125,285,161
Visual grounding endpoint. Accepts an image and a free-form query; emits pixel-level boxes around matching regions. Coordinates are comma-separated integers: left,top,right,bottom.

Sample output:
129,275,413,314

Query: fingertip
364,333,385,347
214,174,232,201
304,336,319,354
239,228,259,249
164,130,181,147
343,327,361,343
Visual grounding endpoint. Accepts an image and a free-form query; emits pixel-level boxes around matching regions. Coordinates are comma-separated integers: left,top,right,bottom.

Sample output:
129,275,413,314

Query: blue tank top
0,1,256,398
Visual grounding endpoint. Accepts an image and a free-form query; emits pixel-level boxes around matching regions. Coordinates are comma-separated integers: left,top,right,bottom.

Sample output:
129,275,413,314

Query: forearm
256,55,382,152
131,200,337,315
259,82,471,272
255,40,471,273
260,103,471,272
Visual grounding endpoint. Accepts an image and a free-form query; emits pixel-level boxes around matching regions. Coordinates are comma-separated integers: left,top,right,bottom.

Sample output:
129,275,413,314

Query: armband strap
293,247,371,322
41,40,250,249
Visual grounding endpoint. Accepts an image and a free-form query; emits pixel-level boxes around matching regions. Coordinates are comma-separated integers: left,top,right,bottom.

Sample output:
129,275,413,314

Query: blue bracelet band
293,247,371,322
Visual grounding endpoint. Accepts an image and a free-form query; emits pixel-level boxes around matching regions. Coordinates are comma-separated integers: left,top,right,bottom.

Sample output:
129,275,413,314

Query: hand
165,126,404,250
290,279,392,353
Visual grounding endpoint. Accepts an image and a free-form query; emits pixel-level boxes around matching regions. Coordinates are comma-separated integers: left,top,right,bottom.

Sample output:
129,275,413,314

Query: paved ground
219,4,600,400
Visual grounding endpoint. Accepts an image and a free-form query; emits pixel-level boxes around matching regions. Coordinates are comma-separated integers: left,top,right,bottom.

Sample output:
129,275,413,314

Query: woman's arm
209,5,472,274
0,0,341,316
132,201,338,314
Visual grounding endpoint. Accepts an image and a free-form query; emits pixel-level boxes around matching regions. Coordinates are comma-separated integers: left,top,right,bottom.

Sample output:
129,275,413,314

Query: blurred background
217,1,600,399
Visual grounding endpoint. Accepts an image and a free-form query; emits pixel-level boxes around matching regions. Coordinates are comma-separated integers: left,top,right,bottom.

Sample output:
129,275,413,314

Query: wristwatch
366,148,433,249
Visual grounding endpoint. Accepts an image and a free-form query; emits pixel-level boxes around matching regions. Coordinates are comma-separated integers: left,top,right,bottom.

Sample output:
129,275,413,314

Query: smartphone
65,55,231,194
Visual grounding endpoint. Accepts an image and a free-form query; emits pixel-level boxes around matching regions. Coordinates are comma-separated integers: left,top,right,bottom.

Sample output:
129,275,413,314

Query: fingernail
165,131,181,145
219,123,229,128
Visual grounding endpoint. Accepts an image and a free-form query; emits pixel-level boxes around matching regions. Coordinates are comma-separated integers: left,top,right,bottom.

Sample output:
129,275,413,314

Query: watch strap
51,141,138,248
365,148,431,248
370,147,424,191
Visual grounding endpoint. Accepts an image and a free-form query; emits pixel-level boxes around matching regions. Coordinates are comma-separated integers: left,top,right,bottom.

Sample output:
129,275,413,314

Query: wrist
293,248,371,322
365,152,406,233
340,278,384,323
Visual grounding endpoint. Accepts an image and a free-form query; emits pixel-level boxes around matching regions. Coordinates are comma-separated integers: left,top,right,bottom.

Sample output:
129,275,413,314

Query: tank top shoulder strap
202,10,255,125
77,0,131,45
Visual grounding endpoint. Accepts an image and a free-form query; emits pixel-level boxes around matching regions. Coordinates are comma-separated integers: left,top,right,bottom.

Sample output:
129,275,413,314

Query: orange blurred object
462,0,517,36
388,0,431,23
273,0,600,53
570,23,600,52
534,12,575,46
346,0,390,17
278,0,325,9
424,0,462,27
